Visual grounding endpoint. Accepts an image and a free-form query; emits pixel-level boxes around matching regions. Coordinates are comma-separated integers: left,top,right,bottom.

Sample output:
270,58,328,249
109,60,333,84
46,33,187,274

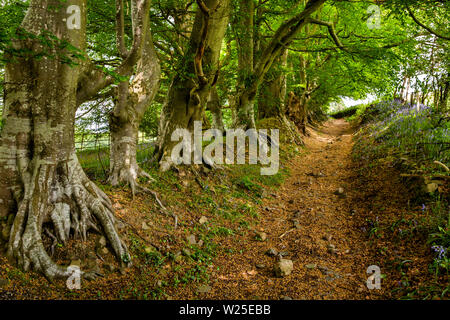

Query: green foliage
428,211,450,276
139,101,162,138
329,105,361,119
0,0,28,61
234,175,263,197
357,101,449,172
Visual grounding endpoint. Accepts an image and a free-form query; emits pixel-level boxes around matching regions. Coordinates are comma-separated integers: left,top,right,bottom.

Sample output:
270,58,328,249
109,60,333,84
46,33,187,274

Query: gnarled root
6,153,130,281
108,162,154,198
134,183,178,229
108,159,176,227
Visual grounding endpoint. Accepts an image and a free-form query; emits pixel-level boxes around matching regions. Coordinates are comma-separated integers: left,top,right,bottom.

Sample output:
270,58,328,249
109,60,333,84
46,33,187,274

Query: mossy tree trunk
154,0,230,171
108,23,161,192
207,87,225,132
233,0,325,130
258,50,288,120
0,0,152,279
232,0,256,129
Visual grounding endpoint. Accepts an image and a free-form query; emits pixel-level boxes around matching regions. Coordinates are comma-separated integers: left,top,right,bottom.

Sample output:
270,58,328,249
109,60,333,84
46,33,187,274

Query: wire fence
75,131,154,152
75,131,156,180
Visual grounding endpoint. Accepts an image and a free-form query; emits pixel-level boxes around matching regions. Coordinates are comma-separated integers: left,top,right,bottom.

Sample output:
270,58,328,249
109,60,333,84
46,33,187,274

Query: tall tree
0,0,151,279
153,0,231,171
232,0,256,129
207,87,225,132
233,0,326,129
108,0,161,193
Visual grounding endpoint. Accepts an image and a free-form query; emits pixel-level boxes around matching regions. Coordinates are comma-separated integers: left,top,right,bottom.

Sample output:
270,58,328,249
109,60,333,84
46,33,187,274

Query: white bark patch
119,137,135,144
50,203,71,242
35,123,65,140
0,146,19,170
130,166,137,180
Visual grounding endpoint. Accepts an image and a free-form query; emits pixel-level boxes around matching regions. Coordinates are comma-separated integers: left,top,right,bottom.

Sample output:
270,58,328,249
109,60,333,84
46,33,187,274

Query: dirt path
205,119,384,300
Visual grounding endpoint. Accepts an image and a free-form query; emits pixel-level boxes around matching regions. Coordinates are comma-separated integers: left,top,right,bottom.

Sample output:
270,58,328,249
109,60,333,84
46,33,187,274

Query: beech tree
0,0,152,279
0,0,447,282
108,0,161,192
207,87,225,132
232,0,326,130
153,0,231,171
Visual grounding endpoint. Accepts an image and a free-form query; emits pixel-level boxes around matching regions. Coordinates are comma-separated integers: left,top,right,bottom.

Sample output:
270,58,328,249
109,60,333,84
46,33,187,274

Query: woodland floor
0,119,446,300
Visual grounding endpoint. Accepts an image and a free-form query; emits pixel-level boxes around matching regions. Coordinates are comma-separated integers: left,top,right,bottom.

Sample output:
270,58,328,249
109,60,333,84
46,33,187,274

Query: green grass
354,101,450,175
77,145,155,181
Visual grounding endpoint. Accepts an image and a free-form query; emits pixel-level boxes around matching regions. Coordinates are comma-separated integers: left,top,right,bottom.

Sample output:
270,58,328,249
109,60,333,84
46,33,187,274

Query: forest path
204,119,384,300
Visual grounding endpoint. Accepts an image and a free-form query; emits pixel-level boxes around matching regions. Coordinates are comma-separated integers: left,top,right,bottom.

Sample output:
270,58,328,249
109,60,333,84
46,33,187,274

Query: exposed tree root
111,165,179,229
108,159,155,196
136,184,179,229
434,160,450,172
6,153,130,281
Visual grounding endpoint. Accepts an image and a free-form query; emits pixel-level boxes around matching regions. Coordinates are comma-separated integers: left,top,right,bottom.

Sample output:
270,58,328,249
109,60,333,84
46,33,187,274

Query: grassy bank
352,100,449,299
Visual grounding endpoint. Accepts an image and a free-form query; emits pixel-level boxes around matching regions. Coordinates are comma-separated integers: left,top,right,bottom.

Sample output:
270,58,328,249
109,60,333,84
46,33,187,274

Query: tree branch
116,0,130,58
194,0,211,87
307,18,350,52
406,5,450,41
77,0,152,106
252,0,326,89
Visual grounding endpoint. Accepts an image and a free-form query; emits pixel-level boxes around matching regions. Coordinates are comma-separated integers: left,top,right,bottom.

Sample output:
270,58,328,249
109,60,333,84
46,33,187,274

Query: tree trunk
234,90,257,129
232,0,255,129
438,77,449,112
154,0,230,171
207,87,225,132
233,0,325,130
0,0,129,280
108,25,161,191
286,92,307,141
258,75,284,120
258,50,288,120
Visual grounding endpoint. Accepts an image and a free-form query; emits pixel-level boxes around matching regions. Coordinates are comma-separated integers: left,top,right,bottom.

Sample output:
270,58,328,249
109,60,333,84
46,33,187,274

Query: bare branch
77,0,153,106
116,0,130,58
252,0,326,88
307,18,350,52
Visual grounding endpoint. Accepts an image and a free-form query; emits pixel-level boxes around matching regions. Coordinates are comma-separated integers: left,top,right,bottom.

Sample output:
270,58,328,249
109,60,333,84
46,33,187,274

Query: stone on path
334,187,345,196
327,244,338,254
274,259,294,277
256,231,267,241
265,248,278,256
197,285,212,294
186,234,197,245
